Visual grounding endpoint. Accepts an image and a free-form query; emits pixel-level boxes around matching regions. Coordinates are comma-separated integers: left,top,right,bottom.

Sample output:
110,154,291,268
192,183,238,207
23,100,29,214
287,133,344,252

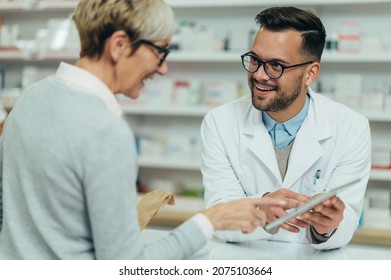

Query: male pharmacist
201,6,371,250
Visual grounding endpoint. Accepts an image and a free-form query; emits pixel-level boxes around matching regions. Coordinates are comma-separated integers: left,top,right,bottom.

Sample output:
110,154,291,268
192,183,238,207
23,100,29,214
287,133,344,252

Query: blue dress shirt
262,95,310,149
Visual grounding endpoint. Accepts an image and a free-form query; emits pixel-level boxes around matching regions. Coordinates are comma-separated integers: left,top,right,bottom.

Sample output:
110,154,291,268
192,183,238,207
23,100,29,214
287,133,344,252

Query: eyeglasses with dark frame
241,51,313,79
136,39,171,66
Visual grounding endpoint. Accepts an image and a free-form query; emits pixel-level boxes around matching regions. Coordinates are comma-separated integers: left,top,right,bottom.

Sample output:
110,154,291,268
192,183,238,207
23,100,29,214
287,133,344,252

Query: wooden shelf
351,227,391,247
150,211,196,227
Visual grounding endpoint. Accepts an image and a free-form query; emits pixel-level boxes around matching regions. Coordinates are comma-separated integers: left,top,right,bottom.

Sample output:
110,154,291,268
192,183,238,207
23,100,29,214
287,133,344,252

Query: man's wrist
311,226,337,238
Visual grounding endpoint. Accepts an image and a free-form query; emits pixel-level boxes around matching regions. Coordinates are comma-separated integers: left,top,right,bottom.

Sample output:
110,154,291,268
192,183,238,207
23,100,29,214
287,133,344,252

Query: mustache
250,77,277,89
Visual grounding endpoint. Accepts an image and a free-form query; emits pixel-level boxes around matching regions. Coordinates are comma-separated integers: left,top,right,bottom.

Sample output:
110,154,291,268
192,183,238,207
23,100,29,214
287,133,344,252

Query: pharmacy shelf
121,105,391,123
0,49,27,60
169,52,241,63
361,111,391,122
139,158,391,181
121,105,209,117
139,158,391,180
1,0,391,12
322,51,391,63
138,157,201,171
0,50,241,62
0,1,77,12
3,50,391,64
2,0,390,12
0,50,77,62
169,51,391,64
166,0,391,8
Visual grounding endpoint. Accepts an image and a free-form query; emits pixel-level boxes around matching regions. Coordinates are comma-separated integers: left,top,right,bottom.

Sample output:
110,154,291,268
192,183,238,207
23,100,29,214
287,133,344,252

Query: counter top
145,196,391,247
142,229,391,260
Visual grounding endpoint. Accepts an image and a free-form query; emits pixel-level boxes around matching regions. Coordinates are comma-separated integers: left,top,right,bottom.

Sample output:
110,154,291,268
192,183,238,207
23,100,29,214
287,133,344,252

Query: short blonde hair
73,0,176,58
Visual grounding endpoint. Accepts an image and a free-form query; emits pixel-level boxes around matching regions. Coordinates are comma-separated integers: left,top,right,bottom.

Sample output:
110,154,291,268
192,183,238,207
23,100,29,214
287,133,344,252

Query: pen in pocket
313,169,321,185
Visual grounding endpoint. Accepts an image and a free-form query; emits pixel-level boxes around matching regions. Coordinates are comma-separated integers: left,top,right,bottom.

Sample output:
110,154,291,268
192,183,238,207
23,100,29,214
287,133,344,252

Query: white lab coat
201,90,371,250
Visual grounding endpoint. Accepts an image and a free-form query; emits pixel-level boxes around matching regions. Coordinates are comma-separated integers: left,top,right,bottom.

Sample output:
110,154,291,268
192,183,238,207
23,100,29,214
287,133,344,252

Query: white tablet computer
264,178,360,232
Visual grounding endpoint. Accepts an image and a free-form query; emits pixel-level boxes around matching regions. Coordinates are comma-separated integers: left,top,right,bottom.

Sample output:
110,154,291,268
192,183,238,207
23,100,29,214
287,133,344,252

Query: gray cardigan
0,76,206,259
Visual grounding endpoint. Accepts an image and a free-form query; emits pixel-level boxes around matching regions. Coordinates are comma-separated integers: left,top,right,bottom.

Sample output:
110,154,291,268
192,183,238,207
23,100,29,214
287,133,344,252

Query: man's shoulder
312,92,368,123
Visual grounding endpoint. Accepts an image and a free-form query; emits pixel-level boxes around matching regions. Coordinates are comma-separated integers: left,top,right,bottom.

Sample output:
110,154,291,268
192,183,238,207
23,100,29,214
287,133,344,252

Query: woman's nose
157,61,169,75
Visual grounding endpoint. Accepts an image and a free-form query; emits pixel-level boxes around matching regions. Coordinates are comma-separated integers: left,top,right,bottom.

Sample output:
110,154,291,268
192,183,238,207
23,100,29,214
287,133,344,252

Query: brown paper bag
136,189,175,230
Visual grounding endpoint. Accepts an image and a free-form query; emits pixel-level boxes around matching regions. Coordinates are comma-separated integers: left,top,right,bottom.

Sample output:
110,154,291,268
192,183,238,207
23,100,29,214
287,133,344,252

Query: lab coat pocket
301,177,328,196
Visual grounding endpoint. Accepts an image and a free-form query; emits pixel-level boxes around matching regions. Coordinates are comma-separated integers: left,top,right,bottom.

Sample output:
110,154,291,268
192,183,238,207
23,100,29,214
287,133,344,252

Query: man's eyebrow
249,50,290,64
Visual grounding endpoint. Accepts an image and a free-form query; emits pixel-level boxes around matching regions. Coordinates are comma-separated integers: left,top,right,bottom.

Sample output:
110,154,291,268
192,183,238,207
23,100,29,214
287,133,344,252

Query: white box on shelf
385,95,391,112
203,81,238,107
337,94,362,110
338,21,360,53
139,136,166,158
360,92,384,111
367,188,390,209
134,79,172,106
173,80,202,106
363,207,391,229
0,87,21,110
362,190,391,229
334,73,362,92
334,73,362,109
372,147,391,169
148,178,178,194
360,36,382,52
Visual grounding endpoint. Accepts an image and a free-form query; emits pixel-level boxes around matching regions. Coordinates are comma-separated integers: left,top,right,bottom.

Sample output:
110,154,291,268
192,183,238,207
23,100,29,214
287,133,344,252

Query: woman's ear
105,30,130,63
304,62,320,87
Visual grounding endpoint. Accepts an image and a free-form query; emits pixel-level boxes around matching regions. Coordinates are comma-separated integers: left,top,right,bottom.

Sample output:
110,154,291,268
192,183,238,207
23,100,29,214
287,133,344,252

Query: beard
249,75,303,112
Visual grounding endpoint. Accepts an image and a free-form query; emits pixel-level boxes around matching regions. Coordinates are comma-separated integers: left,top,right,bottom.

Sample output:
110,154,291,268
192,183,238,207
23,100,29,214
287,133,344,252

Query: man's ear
304,62,320,87
106,30,130,63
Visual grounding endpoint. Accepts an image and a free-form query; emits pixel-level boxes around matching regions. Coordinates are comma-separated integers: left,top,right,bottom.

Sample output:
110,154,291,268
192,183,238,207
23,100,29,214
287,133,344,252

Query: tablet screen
264,178,360,232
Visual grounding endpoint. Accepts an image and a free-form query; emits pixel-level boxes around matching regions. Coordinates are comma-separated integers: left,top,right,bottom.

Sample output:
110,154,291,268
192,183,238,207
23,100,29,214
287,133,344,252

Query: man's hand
262,189,310,233
300,195,345,235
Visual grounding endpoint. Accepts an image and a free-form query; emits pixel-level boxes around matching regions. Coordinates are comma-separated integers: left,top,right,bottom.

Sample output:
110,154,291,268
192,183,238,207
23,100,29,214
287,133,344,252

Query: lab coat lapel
283,94,332,188
283,124,323,187
244,107,282,184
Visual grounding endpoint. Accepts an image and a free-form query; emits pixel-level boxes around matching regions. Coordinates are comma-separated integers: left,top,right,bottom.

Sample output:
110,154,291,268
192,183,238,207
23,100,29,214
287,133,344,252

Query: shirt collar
54,62,122,117
262,94,310,135
262,109,277,132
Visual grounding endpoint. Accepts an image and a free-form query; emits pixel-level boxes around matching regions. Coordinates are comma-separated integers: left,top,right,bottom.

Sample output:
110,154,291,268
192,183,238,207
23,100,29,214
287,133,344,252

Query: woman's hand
202,197,288,234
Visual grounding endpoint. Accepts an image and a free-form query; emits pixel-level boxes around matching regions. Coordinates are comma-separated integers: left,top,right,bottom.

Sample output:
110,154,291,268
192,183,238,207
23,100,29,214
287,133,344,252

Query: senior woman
0,0,290,260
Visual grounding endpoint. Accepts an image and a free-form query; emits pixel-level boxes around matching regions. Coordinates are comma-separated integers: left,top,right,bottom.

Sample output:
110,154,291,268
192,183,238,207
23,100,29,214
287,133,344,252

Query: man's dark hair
255,6,326,62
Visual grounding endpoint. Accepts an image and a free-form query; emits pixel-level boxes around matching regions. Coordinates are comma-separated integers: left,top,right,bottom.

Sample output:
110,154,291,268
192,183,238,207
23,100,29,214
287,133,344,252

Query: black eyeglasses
241,52,313,79
137,39,170,66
